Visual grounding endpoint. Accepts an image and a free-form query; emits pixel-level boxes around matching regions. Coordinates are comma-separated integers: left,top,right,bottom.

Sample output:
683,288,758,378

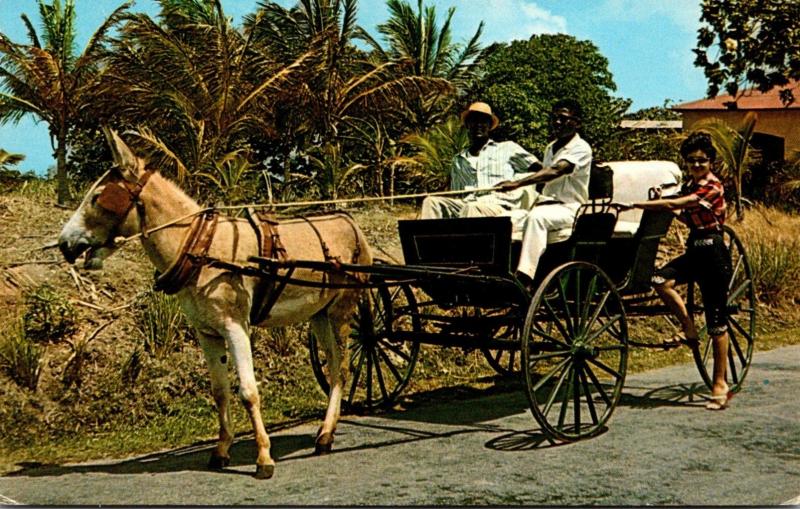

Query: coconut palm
0,149,25,172
0,0,129,203
395,115,468,191
692,111,757,220
245,0,449,198
359,0,487,131
99,0,318,199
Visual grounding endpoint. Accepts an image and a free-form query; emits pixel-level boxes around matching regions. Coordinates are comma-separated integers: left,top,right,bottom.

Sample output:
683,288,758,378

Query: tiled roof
620,120,682,129
673,80,800,110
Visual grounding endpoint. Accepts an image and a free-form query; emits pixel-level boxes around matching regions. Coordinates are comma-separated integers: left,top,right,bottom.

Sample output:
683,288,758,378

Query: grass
0,313,43,391
1,189,799,475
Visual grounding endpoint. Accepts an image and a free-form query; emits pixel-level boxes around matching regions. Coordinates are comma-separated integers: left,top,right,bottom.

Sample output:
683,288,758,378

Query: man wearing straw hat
419,101,540,236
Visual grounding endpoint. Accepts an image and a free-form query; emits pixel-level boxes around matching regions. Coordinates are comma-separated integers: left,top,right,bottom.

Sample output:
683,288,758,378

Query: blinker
96,183,134,217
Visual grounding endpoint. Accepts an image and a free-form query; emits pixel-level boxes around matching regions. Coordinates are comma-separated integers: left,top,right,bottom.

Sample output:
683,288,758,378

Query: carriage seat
543,160,682,244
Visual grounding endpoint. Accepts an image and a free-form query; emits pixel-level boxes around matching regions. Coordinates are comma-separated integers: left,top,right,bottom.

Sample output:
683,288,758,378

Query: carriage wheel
481,322,522,377
688,226,756,394
522,261,628,442
308,283,420,411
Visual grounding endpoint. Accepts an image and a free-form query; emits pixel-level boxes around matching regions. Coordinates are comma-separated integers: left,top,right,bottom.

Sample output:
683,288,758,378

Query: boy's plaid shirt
679,173,726,232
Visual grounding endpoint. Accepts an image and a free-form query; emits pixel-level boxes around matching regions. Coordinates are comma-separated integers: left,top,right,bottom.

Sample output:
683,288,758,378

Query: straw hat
460,102,500,130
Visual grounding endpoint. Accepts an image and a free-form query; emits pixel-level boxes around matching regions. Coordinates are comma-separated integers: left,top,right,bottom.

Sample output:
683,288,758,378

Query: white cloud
598,0,701,32
479,0,568,42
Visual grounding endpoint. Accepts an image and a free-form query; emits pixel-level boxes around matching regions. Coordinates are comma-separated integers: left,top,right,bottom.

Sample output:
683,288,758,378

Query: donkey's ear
103,127,141,182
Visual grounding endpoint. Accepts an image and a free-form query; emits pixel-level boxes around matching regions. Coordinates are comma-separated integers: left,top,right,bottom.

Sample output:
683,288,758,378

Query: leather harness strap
154,210,219,294
246,208,288,324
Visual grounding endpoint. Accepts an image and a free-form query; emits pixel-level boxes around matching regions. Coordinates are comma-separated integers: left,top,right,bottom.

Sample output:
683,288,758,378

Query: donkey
58,129,372,479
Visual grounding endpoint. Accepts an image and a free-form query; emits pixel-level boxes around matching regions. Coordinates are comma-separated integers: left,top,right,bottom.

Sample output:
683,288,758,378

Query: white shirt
540,133,592,204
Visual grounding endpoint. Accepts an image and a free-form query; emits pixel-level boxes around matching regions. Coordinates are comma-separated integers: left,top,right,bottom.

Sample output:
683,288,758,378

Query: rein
111,186,497,247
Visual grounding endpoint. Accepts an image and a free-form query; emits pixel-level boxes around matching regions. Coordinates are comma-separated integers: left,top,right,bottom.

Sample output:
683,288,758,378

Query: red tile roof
673,80,800,110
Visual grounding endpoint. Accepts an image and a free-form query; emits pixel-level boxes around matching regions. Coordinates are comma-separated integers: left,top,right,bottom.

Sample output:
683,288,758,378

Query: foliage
397,115,468,191
360,0,485,131
691,112,757,219
469,34,631,158
0,148,24,171
23,283,77,342
0,0,129,203
100,1,316,194
135,290,187,359
0,314,43,391
694,0,800,105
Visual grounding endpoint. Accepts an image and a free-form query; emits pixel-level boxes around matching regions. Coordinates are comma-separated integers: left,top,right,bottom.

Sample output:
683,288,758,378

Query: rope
114,186,496,247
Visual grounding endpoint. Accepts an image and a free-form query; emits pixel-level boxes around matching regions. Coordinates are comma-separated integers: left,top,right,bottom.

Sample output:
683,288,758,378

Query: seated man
420,101,540,234
495,99,592,282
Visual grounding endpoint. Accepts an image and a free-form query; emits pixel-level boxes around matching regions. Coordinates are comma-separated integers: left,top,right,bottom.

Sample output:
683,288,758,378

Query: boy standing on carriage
419,101,540,236
628,132,733,410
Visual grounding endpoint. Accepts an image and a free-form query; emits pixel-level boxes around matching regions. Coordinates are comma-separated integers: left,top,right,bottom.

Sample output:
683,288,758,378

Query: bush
0,315,43,391
135,290,188,359
23,283,77,342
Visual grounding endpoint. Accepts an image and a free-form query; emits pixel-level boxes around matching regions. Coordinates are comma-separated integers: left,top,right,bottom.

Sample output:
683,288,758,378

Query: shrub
135,290,188,359
0,315,43,391
23,283,77,342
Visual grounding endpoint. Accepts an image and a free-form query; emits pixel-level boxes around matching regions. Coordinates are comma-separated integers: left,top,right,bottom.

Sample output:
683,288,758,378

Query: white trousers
420,194,530,239
516,202,581,278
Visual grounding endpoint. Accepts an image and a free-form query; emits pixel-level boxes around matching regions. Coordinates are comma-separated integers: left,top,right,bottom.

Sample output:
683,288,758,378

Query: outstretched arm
495,159,574,192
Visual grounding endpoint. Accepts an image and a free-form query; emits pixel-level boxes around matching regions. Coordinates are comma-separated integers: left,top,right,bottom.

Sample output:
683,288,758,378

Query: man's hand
494,179,520,192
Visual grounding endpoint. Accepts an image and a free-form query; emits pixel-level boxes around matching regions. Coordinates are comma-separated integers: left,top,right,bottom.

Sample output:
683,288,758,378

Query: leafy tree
469,34,631,158
99,0,316,201
603,103,682,162
396,115,467,191
0,0,129,203
246,0,445,199
360,0,485,131
694,0,800,104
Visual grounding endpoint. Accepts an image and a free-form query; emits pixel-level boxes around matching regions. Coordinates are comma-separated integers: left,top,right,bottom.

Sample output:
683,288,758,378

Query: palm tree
692,112,757,220
395,115,468,191
99,0,318,199
0,149,25,172
0,0,129,203
245,0,448,198
360,0,487,131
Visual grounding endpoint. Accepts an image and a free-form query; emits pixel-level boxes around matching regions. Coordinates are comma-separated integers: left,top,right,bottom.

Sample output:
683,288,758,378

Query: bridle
95,169,155,236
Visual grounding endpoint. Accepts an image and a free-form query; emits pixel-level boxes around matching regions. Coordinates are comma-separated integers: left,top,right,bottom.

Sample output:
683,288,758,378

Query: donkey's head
58,129,150,269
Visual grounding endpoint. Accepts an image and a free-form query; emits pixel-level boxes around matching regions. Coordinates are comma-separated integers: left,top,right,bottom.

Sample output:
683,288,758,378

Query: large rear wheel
522,262,628,442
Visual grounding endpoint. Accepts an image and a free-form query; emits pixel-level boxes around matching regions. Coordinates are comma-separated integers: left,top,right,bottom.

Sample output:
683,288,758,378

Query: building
672,81,800,163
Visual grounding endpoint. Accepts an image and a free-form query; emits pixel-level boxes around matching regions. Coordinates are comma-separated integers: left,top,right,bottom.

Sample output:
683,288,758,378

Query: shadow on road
3,379,709,479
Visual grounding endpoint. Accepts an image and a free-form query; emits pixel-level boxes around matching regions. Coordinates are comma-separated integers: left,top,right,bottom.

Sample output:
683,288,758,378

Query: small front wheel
522,261,628,442
309,283,420,411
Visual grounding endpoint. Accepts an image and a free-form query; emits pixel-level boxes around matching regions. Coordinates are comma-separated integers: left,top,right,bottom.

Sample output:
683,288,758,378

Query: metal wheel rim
522,261,628,442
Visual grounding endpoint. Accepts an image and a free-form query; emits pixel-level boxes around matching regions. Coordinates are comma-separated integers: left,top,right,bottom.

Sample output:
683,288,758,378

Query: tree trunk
55,125,69,205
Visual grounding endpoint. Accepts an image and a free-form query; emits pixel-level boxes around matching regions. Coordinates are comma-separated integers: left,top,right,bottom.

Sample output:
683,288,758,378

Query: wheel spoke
727,279,751,304
542,298,573,344
583,287,611,338
348,349,366,405
531,356,571,393
726,339,740,386
556,275,576,338
377,341,405,384
586,356,623,380
727,319,749,364
578,274,600,335
583,314,623,345
557,365,575,431
583,362,612,407
579,365,599,425
573,364,581,431
541,360,572,418
728,256,744,291
365,349,374,407
382,340,413,362
529,321,572,349
528,350,570,363
371,349,390,402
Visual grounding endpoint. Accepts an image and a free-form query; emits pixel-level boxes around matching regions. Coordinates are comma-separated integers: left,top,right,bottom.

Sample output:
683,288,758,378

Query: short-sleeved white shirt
540,133,592,204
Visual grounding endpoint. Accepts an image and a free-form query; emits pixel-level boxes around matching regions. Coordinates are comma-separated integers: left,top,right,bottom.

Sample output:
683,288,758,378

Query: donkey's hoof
314,433,334,455
208,454,230,470
254,463,275,480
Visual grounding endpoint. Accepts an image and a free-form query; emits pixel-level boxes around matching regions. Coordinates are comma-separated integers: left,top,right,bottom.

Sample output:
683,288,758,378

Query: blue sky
0,0,708,175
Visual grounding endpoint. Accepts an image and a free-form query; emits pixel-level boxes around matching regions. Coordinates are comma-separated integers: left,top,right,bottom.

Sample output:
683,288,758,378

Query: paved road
2,346,799,506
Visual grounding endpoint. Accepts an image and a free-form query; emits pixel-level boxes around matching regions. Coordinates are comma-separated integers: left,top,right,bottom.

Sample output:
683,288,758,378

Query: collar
459,138,497,158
